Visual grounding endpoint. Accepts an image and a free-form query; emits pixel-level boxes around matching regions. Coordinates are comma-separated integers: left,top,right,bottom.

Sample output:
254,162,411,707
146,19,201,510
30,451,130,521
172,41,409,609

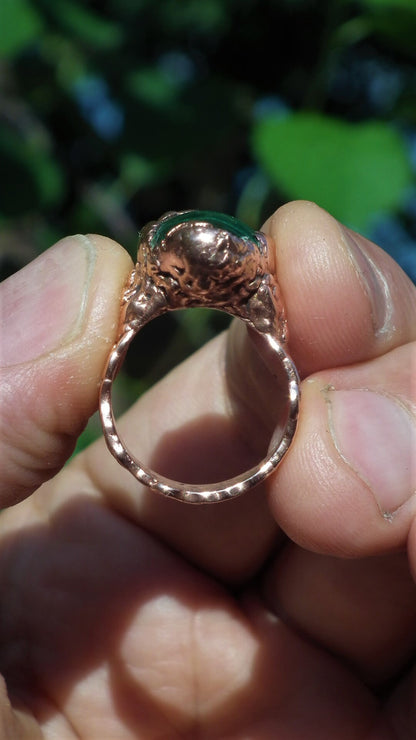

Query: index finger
265,200,416,377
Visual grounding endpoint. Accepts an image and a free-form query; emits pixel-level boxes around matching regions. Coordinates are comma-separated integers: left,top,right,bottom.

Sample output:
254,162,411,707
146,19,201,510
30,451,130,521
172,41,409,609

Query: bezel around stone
148,210,264,252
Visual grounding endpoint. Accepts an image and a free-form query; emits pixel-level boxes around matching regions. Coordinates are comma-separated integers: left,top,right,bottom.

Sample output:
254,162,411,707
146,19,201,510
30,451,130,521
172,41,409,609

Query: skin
0,200,415,739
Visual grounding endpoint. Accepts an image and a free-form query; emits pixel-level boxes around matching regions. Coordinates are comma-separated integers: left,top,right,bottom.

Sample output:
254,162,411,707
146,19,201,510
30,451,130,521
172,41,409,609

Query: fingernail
340,226,394,340
326,388,416,516
0,235,95,367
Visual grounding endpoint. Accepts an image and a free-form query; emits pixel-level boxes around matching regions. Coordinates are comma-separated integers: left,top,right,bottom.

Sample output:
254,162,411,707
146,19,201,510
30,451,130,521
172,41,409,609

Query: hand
0,201,415,739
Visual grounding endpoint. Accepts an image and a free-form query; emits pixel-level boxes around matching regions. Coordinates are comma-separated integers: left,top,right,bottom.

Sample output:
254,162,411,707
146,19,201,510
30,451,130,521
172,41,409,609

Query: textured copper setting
100,210,300,503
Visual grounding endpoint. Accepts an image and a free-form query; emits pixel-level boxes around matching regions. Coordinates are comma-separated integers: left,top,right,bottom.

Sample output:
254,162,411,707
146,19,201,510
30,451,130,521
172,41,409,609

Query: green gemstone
149,210,259,249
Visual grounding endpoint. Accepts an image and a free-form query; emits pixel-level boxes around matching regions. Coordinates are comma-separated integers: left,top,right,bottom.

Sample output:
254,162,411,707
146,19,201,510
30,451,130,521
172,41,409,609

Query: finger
0,678,41,739
262,544,416,686
225,199,416,466
0,235,132,506
268,341,416,556
264,201,416,377
261,304,416,685
384,516,416,732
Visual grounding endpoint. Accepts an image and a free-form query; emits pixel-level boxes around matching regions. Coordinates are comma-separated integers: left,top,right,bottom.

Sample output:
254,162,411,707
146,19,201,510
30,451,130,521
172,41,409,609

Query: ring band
99,210,300,504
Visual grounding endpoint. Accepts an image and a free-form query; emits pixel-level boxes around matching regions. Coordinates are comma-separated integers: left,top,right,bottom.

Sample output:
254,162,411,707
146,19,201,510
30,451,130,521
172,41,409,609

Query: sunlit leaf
252,112,412,229
1,0,43,57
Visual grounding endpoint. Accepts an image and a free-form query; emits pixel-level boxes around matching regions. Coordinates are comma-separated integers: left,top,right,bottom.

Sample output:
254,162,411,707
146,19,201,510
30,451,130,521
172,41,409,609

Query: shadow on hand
0,493,271,736
0,491,378,737
139,413,281,584
122,323,291,584
148,412,262,484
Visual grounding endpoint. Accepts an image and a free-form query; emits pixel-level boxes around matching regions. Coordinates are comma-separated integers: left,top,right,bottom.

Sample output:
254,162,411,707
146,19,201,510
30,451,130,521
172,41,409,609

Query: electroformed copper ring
99,210,300,504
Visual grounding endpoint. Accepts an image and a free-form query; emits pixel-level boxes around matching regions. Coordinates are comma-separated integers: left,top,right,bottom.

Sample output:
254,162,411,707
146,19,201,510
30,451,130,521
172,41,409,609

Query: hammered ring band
99,210,300,504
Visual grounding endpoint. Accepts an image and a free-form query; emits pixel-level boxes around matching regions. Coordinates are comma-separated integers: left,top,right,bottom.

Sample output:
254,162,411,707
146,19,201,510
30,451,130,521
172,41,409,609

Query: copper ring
99,210,300,504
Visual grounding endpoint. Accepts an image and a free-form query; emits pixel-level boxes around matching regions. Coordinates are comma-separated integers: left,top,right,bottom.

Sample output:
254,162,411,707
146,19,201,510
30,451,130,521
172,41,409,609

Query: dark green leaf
48,0,123,49
0,127,65,212
361,0,416,11
359,0,416,56
127,68,179,108
160,0,228,34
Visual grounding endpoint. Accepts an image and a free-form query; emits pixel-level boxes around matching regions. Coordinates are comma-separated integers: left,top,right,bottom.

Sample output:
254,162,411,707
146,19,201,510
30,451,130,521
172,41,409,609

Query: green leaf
359,0,416,55
161,0,228,34
30,149,65,206
252,113,412,230
127,68,179,108
361,0,416,11
70,420,101,458
0,0,43,57
0,127,65,211
49,0,123,49
119,154,164,189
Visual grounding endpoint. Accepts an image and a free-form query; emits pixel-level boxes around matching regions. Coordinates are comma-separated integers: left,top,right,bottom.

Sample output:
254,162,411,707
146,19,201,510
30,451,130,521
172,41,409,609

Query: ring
99,210,300,504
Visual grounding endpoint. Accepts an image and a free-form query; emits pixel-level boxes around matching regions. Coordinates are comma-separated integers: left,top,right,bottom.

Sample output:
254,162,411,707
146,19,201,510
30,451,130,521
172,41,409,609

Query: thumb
0,234,132,507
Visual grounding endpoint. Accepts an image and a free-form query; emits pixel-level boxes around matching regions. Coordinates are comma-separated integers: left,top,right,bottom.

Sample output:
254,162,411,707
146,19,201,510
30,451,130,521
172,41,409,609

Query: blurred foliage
1,0,416,449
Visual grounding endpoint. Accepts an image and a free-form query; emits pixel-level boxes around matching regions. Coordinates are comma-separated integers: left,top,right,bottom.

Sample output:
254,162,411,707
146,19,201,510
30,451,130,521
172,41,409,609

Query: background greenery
1,0,415,449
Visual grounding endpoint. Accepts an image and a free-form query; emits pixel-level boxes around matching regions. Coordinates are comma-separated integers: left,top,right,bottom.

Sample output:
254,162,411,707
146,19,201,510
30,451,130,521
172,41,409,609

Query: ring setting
100,210,300,503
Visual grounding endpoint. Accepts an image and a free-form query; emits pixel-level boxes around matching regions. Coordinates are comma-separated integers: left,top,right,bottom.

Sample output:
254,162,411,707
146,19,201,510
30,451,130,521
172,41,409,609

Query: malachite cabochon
149,210,261,249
